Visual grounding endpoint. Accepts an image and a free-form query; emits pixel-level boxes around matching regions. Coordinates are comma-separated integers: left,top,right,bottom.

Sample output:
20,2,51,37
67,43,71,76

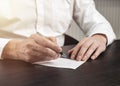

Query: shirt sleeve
73,0,116,45
0,38,11,59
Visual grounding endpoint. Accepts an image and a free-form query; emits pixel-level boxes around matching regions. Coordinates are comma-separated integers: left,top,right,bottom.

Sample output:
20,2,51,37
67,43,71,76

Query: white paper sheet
34,58,85,69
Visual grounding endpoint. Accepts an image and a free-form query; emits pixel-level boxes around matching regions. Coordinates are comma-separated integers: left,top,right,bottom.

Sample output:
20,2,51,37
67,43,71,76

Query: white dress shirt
0,0,116,58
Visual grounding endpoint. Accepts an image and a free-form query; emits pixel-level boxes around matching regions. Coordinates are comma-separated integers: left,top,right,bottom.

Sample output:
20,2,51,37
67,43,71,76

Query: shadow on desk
0,40,120,86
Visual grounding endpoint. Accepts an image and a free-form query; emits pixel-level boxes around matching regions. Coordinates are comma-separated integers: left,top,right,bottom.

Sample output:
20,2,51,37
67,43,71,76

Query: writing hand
2,34,62,63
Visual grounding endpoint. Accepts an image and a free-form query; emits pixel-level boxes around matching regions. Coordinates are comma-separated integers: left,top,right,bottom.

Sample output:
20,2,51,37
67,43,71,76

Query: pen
60,52,67,58
36,32,68,58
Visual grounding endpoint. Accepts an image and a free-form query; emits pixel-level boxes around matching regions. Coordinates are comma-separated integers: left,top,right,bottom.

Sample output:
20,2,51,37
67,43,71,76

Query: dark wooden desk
0,40,120,86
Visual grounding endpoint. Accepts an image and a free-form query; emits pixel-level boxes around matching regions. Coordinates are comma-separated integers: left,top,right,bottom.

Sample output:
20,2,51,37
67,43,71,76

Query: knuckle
24,48,32,55
26,43,32,48
82,44,89,49
93,43,98,47
90,47,95,51
71,51,76,56
26,42,34,49
51,53,57,58
78,51,82,56
80,47,86,53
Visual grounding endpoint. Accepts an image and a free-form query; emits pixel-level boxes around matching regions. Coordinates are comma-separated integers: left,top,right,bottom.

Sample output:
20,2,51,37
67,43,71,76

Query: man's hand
2,34,62,63
68,34,107,61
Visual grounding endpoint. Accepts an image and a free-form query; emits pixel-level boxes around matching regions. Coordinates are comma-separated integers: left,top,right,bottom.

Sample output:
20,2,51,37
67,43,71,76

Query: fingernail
91,56,95,60
77,56,81,61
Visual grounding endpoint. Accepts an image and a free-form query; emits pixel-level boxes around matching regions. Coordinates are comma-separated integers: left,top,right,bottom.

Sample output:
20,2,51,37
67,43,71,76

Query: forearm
1,39,19,60
0,38,11,59
73,0,116,45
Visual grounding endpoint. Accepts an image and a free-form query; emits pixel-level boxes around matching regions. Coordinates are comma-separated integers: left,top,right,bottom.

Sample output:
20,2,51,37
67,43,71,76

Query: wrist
92,34,107,45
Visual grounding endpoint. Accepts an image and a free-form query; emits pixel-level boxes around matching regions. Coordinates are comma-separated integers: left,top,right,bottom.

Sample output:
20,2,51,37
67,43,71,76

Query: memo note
34,57,85,69
34,45,85,69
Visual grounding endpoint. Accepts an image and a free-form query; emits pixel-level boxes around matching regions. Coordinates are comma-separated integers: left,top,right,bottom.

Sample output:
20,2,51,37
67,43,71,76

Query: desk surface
0,40,120,86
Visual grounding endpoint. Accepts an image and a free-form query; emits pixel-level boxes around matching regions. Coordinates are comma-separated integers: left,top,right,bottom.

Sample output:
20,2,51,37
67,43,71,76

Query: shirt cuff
0,38,11,59
86,24,116,46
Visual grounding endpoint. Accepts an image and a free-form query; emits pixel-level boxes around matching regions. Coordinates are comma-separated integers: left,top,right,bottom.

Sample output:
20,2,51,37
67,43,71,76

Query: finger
82,43,98,61
28,43,59,59
91,48,100,60
70,38,88,60
41,39,62,53
24,47,59,62
45,48,59,59
47,37,57,44
30,34,62,53
91,47,105,60
68,48,74,54
70,46,80,60
76,39,93,61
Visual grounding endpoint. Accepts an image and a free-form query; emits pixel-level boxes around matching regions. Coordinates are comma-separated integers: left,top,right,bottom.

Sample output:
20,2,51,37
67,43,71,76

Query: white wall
66,0,120,40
